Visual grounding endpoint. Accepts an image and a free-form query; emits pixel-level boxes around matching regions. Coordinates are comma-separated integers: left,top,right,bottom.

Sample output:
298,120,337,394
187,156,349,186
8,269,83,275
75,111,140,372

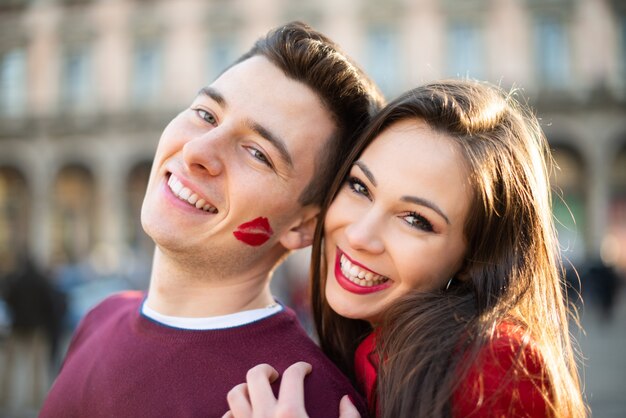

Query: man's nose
182,129,227,177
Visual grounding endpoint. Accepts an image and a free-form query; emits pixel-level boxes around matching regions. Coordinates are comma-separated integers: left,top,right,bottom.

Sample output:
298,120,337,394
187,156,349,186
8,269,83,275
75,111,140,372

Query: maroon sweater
41,291,366,418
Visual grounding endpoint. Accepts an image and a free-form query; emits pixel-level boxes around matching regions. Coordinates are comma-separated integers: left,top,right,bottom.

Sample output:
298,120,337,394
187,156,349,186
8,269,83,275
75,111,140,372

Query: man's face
141,56,336,277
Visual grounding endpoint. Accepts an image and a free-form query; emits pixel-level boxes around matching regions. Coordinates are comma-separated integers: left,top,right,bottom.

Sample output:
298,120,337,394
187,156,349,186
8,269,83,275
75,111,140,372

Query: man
40,22,384,417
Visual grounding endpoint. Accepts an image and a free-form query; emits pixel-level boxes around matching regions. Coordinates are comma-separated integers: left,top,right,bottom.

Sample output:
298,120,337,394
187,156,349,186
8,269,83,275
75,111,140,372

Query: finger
275,362,312,413
246,364,280,410
226,383,252,417
339,395,361,418
221,411,235,418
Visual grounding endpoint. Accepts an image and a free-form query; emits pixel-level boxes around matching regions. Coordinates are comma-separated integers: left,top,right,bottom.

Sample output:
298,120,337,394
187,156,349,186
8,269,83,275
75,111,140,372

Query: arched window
52,164,95,264
125,161,152,252
123,161,153,290
0,166,29,273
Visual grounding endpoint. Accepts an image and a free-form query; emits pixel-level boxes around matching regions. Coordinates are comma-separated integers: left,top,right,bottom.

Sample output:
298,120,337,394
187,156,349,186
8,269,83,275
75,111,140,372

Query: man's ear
279,205,320,250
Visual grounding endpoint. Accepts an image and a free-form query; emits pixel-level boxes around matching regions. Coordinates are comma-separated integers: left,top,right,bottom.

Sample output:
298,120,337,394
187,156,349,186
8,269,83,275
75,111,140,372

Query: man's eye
246,147,273,168
197,109,217,126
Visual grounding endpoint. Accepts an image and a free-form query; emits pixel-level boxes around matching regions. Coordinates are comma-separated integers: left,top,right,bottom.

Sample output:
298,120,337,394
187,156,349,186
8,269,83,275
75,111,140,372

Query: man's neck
144,248,276,317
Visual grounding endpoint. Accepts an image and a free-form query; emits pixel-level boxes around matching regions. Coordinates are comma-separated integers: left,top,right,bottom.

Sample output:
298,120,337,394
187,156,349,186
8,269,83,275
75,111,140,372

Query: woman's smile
334,248,392,295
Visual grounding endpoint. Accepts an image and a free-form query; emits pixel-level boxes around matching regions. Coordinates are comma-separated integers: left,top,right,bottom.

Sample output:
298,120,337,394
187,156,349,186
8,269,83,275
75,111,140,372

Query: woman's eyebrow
356,159,450,224
354,160,377,187
401,195,450,225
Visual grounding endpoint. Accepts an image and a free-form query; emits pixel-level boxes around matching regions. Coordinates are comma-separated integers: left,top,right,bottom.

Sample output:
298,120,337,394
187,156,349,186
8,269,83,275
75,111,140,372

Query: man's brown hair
236,21,385,205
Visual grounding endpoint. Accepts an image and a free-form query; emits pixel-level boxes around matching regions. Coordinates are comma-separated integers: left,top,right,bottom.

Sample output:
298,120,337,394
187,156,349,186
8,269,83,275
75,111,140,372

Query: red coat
354,323,549,417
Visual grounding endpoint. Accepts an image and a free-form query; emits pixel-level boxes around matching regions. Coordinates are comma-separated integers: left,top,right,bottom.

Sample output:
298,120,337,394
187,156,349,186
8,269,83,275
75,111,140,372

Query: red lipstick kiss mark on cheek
233,217,274,246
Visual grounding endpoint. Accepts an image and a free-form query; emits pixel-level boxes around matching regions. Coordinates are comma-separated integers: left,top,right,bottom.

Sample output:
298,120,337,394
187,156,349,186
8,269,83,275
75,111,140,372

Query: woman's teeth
340,254,389,287
168,174,218,213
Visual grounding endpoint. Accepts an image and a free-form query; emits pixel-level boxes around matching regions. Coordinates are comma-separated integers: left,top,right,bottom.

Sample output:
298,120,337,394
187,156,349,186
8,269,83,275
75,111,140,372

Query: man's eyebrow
197,87,292,169
401,195,450,225
198,87,227,108
354,161,377,187
246,120,293,168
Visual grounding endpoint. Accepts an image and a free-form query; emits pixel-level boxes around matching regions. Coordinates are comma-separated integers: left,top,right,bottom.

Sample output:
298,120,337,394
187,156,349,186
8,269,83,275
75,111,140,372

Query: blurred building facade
0,0,625,279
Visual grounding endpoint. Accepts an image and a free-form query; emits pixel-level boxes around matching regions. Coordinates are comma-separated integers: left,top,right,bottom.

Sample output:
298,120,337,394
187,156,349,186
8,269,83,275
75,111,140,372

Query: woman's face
324,119,472,324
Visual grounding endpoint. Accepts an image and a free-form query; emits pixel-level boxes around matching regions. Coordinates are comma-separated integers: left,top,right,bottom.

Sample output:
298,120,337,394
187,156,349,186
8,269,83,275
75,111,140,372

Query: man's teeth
167,174,218,213
340,254,389,287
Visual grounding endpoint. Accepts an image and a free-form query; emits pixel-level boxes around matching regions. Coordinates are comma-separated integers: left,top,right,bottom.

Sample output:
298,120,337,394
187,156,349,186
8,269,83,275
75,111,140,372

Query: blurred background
0,0,624,416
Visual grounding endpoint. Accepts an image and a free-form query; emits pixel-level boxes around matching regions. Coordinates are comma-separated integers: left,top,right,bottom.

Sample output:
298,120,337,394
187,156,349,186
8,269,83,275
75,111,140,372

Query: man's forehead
211,56,327,117
202,56,336,164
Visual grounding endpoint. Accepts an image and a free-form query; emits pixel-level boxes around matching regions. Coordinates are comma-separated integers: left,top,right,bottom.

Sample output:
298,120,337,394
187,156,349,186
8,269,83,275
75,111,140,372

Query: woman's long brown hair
310,80,586,417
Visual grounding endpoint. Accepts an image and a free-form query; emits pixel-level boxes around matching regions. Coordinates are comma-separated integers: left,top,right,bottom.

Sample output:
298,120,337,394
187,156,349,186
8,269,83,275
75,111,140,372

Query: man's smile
167,173,218,213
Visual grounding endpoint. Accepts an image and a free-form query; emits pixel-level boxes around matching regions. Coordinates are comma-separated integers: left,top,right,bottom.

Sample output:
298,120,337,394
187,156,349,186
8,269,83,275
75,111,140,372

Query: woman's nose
344,212,385,255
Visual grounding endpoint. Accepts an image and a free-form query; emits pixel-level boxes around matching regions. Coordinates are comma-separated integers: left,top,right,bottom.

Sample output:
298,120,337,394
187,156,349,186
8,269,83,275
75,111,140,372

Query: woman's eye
404,212,434,232
197,109,217,126
246,147,273,168
348,177,371,199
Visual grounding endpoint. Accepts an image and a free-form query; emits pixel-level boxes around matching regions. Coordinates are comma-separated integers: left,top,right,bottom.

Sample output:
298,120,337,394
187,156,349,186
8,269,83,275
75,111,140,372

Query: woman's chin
326,295,371,322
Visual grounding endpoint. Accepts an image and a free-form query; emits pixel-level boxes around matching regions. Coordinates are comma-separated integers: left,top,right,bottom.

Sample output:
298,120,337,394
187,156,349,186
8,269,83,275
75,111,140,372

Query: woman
224,80,586,418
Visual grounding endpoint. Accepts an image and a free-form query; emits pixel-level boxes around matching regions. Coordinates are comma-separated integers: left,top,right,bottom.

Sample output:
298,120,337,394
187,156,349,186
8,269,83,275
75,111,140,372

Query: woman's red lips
334,248,392,295
233,217,273,246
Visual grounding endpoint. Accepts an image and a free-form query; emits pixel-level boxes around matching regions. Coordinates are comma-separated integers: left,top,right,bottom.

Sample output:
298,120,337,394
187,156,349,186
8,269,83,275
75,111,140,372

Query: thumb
339,395,361,418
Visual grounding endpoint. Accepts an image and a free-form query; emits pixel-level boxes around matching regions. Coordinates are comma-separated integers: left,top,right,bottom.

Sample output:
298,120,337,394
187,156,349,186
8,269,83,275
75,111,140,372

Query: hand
222,362,310,418
222,362,361,418
338,394,361,418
